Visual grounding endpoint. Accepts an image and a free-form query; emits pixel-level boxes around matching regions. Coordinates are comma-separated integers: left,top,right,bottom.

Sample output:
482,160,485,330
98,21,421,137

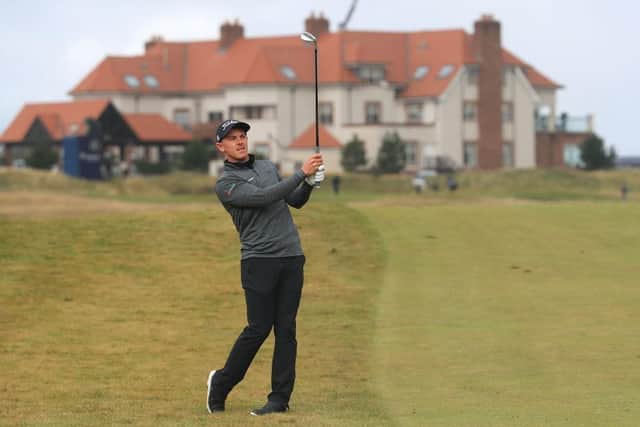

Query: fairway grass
0,196,390,426
355,199,640,426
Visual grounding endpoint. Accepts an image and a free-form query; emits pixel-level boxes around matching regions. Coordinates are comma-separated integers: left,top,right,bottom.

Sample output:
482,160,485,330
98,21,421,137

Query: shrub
376,132,406,174
181,140,211,172
134,160,172,175
341,135,367,172
26,141,59,170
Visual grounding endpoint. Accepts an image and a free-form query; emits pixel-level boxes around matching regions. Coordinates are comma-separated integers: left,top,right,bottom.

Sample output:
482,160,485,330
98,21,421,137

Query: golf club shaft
314,45,320,187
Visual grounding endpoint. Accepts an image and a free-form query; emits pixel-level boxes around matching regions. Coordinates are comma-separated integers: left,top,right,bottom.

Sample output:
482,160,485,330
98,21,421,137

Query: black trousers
212,256,305,405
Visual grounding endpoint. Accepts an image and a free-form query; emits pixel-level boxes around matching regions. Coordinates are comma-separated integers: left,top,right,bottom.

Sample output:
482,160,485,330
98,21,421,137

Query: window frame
406,102,423,124
318,102,334,125
173,108,191,130
463,102,477,121
502,142,514,168
463,141,478,168
365,101,382,124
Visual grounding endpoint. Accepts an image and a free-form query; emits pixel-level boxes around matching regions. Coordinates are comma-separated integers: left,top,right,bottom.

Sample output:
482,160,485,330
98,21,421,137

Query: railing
536,114,593,133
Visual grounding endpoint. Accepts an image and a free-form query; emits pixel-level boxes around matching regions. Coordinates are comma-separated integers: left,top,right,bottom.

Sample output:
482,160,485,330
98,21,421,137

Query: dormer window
357,65,385,83
280,65,297,80
124,75,140,88
414,65,429,80
437,65,455,79
144,75,159,88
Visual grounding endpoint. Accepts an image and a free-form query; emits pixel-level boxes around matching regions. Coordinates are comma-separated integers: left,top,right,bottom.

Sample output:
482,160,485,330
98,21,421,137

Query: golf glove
306,165,325,186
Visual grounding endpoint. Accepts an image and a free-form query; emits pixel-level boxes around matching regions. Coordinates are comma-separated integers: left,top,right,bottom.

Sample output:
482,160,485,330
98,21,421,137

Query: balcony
536,113,594,133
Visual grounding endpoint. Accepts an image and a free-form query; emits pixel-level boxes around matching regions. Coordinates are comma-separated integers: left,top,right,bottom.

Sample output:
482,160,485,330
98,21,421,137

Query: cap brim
230,121,250,133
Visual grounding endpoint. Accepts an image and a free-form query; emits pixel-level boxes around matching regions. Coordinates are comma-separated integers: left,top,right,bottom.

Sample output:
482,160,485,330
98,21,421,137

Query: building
0,99,191,171
3,13,593,173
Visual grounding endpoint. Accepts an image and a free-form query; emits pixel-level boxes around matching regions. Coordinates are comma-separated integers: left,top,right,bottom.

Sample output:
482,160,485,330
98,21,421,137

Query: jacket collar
224,154,255,170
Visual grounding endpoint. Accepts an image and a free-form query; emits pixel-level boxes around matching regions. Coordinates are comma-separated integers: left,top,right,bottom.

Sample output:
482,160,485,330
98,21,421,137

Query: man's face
216,128,249,162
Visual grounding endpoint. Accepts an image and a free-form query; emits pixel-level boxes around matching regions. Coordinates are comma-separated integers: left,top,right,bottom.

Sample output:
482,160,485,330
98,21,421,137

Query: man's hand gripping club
301,153,325,186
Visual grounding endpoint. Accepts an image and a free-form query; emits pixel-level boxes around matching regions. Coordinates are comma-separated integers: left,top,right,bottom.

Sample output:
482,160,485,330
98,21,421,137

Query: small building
0,99,192,175
287,124,342,174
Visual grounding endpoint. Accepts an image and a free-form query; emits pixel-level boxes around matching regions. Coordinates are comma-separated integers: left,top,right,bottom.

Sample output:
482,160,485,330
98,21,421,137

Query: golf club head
300,31,317,45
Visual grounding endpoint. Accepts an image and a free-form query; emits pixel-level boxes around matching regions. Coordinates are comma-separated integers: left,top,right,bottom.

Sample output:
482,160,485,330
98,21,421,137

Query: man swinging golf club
207,118,324,416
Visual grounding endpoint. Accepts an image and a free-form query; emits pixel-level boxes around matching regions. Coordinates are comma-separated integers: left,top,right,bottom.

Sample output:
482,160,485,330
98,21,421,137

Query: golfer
207,119,324,416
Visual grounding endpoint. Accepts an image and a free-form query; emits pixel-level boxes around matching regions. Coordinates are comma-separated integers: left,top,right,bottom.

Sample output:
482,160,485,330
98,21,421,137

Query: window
413,65,429,80
173,109,190,130
143,75,159,88
365,102,381,124
563,144,583,167
502,68,510,86
437,65,455,79
502,143,514,168
319,102,334,125
406,102,422,123
254,143,271,160
463,142,478,168
502,103,513,123
467,66,479,85
358,65,385,83
229,105,277,120
405,141,418,166
463,102,477,121
124,74,140,88
208,111,224,123
280,65,297,80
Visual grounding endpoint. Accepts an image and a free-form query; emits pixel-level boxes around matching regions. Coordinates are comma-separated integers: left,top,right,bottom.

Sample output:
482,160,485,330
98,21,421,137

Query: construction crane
338,0,358,30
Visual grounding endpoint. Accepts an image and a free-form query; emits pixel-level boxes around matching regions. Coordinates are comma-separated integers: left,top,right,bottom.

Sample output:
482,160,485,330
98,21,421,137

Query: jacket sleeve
285,181,313,209
216,169,306,208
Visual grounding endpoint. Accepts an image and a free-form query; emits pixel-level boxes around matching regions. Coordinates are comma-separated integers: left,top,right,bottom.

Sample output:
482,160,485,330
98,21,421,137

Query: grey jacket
215,155,313,259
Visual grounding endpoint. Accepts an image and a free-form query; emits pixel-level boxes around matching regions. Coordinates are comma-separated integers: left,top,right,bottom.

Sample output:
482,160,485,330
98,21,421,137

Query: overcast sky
1,0,638,155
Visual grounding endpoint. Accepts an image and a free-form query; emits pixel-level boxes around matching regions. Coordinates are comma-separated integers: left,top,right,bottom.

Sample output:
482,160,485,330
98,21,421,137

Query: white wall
438,71,464,166
287,148,341,175
349,84,397,124
513,68,537,167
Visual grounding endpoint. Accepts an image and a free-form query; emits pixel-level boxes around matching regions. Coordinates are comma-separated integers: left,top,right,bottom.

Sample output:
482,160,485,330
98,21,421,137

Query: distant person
621,182,628,200
332,175,341,195
447,175,458,192
412,175,426,194
208,119,324,417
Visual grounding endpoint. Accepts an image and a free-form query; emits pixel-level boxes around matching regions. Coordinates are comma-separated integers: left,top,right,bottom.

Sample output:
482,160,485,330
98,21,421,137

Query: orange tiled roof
0,99,111,143
502,48,561,88
70,27,560,98
289,124,342,149
124,113,192,143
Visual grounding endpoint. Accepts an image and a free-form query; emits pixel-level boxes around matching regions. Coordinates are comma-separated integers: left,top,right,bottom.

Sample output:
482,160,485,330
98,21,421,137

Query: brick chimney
473,14,503,169
145,35,164,53
220,20,244,51
305,12,329,37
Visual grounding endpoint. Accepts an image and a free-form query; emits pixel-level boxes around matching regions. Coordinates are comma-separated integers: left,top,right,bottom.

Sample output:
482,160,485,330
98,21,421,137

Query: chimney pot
145,35,164,53
220,20,244,51
305,12,330,37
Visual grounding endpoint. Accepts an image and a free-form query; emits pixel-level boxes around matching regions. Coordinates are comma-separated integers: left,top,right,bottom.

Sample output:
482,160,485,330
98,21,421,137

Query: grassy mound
0,198,389,425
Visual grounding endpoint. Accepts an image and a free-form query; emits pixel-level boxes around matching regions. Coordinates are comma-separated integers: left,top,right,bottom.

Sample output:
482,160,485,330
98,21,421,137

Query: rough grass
0,197,389,426
3,167,639,203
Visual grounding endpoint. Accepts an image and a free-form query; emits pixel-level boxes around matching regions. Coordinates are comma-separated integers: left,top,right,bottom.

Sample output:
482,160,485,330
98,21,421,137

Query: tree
376,131,406,174
181,140,211,172
26,140,59,170
580,135,615,170
341,134,367,172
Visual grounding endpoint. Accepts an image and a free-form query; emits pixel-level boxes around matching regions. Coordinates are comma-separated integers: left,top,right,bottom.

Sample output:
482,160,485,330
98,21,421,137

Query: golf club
300,31,323,187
